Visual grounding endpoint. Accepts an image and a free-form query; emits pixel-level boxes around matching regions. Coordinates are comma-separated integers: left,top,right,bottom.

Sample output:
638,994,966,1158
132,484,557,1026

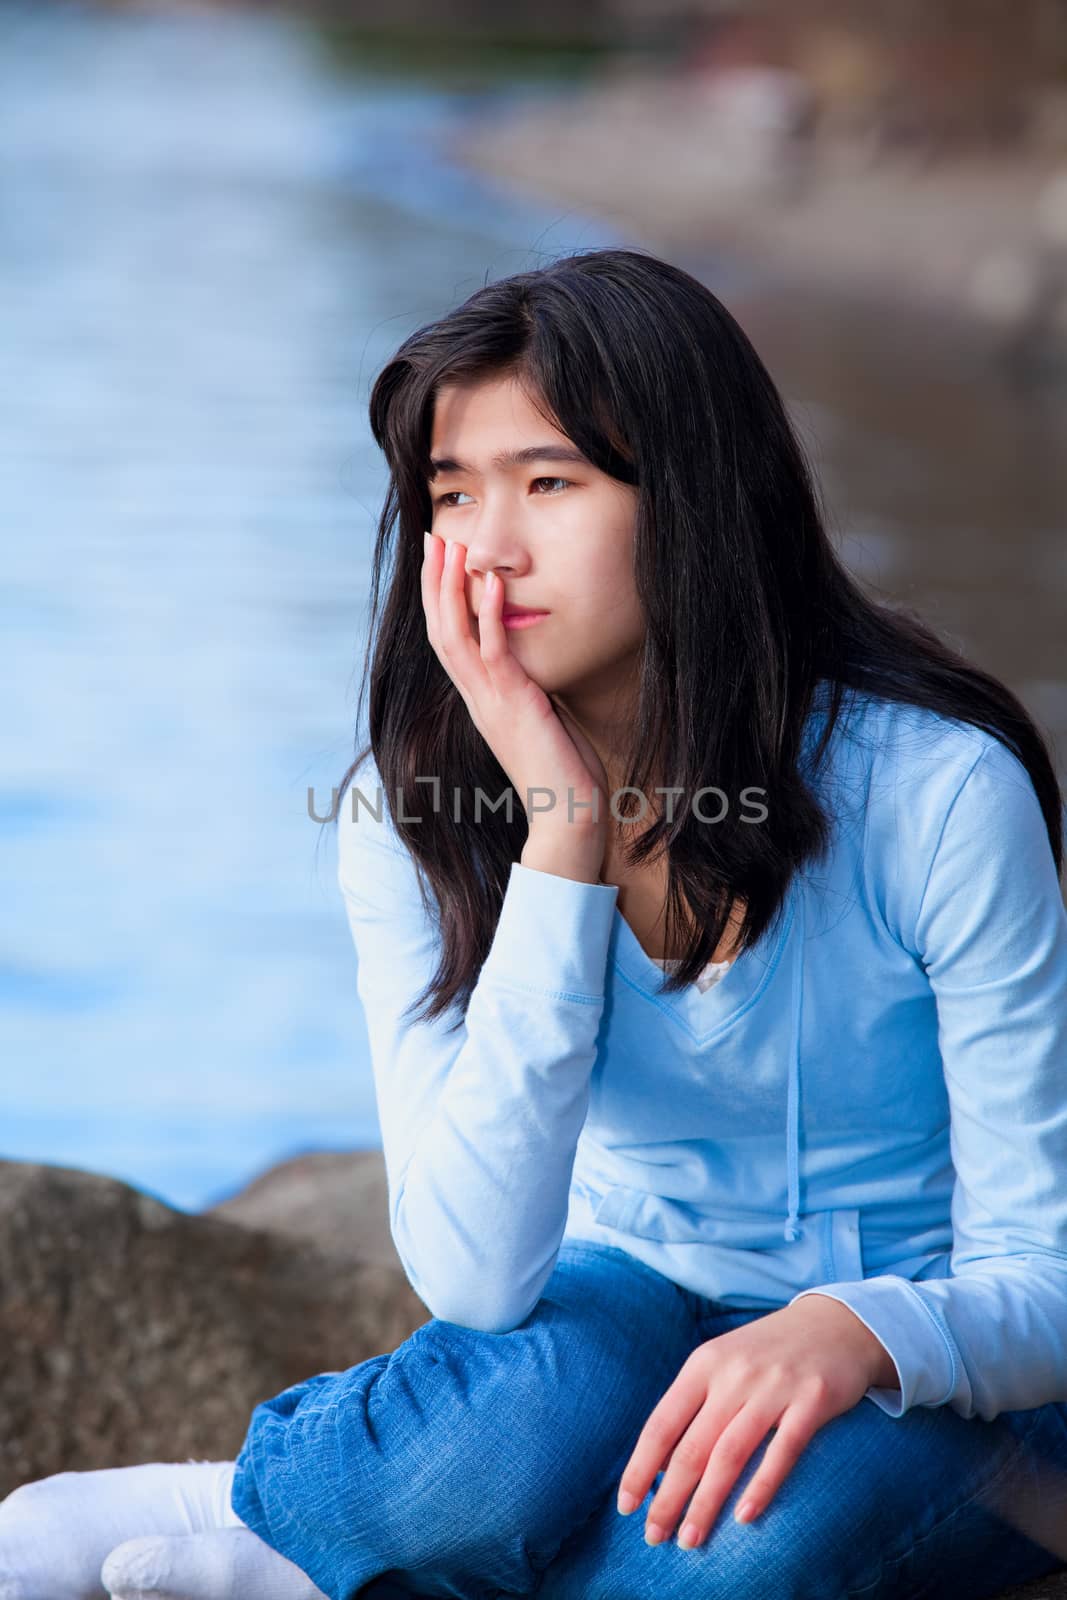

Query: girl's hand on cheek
615,1296,894,1550
421,531,609,860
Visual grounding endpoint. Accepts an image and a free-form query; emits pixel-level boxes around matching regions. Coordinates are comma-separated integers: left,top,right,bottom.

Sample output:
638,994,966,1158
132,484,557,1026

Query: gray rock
205,1146,400,1270
0,1155,426,1497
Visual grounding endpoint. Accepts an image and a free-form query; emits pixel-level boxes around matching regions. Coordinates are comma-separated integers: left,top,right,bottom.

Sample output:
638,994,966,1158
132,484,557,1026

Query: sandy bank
441,64,1067,366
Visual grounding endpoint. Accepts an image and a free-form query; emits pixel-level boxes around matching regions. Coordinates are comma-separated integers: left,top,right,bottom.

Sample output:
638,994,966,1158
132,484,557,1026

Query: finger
616,1363,709,1517
476,568,509,671
477,571,543,697
421,534,483,727
420,529,444,650
650,1402,780,1548
436,538,487,689
726,1404,821,1528
643,1398,755,1545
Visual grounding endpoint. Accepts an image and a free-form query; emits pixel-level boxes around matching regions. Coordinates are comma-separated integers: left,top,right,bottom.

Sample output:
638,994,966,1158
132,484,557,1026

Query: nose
457,493,530,580
462,540,530,595
463,546,528,582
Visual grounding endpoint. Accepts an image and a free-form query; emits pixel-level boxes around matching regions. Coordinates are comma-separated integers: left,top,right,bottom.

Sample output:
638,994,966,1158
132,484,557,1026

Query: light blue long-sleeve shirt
336,682,1067,1422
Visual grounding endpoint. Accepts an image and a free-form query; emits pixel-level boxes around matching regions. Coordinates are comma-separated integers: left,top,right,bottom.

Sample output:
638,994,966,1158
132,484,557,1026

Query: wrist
790,1293,900,1392
865,1339,900,1391
521,829,604,884
839,1308,899,1390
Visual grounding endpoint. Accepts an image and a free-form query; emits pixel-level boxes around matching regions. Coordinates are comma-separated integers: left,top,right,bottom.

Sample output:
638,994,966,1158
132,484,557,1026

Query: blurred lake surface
2,2,1064,1213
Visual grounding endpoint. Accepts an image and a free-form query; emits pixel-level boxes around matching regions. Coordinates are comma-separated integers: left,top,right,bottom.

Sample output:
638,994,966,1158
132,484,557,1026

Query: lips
501,603,550,618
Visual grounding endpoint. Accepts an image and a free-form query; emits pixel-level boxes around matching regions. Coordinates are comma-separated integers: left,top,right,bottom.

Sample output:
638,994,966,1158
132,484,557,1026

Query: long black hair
334,246,1062,1029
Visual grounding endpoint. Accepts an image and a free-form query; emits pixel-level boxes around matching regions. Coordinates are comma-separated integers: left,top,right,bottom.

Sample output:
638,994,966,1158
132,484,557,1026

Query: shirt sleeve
336,763,619,1333
790,731,1067,1421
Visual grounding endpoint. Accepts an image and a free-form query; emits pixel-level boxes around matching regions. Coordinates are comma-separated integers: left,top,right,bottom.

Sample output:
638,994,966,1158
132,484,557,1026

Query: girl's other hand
616,1295,894,1548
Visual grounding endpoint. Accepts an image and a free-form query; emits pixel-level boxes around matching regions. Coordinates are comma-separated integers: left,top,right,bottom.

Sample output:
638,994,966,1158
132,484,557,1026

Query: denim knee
364,1247,698,1577
233,1240,701,1599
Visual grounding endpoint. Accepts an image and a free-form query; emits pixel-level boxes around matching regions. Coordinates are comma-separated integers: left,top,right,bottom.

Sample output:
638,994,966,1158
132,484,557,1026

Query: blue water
0,1,623,1212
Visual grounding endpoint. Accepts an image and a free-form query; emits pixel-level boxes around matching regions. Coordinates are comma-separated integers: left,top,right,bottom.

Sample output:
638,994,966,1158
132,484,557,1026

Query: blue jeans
231,1238,1067,1599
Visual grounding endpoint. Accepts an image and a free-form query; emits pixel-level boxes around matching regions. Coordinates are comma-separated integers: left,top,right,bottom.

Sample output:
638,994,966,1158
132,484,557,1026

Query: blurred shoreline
439,61,1067,374
89,4,1067,370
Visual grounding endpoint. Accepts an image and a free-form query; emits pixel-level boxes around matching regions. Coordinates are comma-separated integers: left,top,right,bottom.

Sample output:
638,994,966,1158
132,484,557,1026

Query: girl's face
427,373,644,708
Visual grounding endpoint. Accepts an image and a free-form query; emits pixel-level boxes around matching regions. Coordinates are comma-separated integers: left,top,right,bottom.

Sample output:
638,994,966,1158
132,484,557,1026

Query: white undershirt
651,955,733,993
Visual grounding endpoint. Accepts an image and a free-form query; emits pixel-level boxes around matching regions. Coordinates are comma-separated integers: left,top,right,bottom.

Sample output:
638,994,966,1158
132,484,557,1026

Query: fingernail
617,1491,638,1515
644,1522,666,1545
735,1500,756,1523
678,1522,700,1548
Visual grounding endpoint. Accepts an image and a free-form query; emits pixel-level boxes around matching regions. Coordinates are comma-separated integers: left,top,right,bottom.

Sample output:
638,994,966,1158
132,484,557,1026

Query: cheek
575,571,643,639
549,515,641,641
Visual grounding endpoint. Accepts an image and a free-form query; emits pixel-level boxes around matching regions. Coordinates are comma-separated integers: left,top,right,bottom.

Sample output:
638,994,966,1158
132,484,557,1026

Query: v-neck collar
604,678,837,1041
609,879,797,1043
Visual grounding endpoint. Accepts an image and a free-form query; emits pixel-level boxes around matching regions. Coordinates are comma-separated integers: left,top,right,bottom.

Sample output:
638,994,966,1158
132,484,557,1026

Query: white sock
100,1529,329,1600
0,1459,244,1600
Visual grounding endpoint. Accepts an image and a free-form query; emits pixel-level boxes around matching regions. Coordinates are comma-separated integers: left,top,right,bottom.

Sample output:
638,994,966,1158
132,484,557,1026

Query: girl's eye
433,478,572,508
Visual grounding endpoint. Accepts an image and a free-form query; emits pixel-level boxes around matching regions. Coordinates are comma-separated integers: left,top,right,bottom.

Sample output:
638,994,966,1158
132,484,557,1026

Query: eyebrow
427,444,590,478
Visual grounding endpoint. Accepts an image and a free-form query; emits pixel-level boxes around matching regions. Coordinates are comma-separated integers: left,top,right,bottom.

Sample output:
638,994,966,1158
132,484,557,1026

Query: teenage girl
3,247,1067,1600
